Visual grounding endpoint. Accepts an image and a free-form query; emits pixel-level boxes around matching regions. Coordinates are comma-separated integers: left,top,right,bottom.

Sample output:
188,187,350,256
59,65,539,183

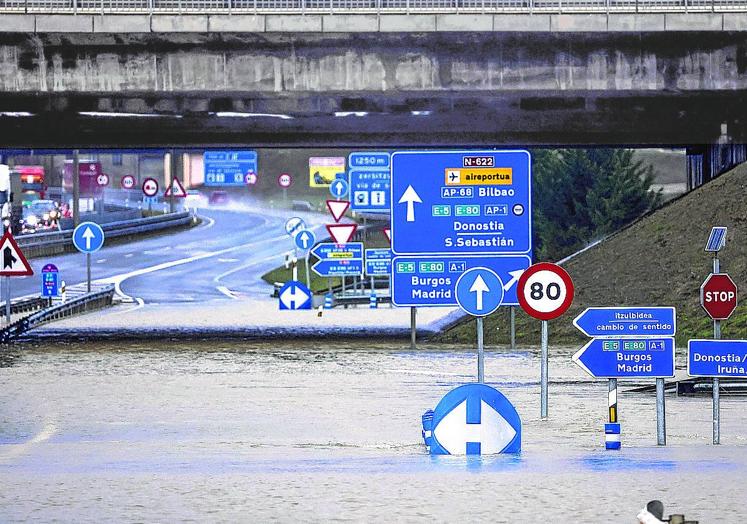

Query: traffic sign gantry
573,338,675,378
688,339,747,377
427,383,521,455
517,262,574,321
294,229,316,251
391,150,531,256
700,273,738,320
72,222,105,254
0,231,33,276
573,307,677,337
278,280,312,310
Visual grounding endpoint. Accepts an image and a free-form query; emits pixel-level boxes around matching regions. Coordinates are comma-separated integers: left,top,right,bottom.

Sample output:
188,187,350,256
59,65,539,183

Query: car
21,199,60,233
209,191,229,206
291,200,314,212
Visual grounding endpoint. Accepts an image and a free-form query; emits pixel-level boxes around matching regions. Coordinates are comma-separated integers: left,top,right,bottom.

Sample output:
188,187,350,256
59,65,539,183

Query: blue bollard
324,293,333,309
369,292,377,309
605,423,621,450
421,410,434,450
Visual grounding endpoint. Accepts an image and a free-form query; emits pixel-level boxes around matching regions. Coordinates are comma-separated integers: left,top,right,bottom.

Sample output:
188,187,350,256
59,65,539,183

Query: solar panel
705,227,727,253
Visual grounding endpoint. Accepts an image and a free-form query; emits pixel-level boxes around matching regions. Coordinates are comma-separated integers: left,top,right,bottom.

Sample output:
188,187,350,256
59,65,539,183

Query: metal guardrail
0,284,115,343
2,0,747,13
0,296,49,316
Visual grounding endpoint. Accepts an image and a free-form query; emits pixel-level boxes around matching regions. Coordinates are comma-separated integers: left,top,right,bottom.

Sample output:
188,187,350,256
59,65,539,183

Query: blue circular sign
294,229,316,251
329,178,349,199
72,222,105,254
455,267,504,317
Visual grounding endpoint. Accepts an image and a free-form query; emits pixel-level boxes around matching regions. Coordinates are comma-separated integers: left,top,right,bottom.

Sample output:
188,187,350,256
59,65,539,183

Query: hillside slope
438,162,747,346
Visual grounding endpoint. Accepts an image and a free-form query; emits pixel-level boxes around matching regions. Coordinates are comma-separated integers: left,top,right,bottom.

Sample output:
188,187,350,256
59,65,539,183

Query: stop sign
701,273,738,320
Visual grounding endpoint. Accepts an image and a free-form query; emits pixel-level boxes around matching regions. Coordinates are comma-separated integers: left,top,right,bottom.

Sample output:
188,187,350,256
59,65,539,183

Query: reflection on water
0,340,745,522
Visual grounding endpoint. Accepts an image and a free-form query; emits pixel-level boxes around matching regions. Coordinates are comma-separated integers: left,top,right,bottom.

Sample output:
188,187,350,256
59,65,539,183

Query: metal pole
713,253,721,445
87,253,91,292
656,377,666,446
477,317,484,383
370,276,375,294
73,150,80,227
541,319,549,420
410,307,417,350
510,306,516,349
169,150,176,214
609,378,618,423
5,276,10,325
388,274,393,308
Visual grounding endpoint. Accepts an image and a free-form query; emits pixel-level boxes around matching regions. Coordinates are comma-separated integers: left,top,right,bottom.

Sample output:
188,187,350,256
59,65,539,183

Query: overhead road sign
390,150,531,256
164,177,187,197
705,226,727,253
329,178,349,200
277,173,293,188
455,267,504,316
392,255,529,308
278,280,312,310
427,383,521,455
700,273,737,320
284,217,306,238
573,307,676,338
688,339,747,377
142,177,159,197
573,338,675,378
309,156,345,188
326,200,350,223
365,248,392,276
349,151,390,170
120,175,136,190
326,223,357,244
0,231,33,276
204,150,258,186
41,263,60,297
311,242,363,261
294,229,316,251
517,263,574,321
72,222,105,254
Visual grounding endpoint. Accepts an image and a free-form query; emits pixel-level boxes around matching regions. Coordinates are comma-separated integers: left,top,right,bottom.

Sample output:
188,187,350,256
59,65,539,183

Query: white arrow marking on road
82,227,95,250
299,232,311,249
469,274,490,311
280,284,310,309
398,185,422,222
433,400,516,455
502,269,525,292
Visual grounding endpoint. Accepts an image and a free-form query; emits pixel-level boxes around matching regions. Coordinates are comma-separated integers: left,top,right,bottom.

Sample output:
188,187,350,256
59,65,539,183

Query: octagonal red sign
701,273,738,320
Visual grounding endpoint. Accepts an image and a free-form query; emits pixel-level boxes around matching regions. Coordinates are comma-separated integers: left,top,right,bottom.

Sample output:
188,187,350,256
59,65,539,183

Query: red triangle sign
383,227,391,244
326,200,350,223
0,231,33,276
164,177,188,198
326,224,358,244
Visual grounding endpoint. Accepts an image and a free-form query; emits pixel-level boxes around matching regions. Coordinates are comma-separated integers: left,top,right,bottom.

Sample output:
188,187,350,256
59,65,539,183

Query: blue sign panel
278,280,312,310
428,383,521,455
350,170,390,213
349,152,390,169
312,259,364,277
390,150,531,256
311,242,363,261
72,222,105,254
455,267,504,316
688,339,747,377
573,338,675,378
391,255,530,308
573,307,677,338
329,178,349,199
41,263,59,297
294,230,316,252
204,151,258,186
365,248,392,276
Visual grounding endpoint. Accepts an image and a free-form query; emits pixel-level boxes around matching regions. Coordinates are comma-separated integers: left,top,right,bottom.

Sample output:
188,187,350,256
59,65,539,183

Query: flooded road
1,341,745,522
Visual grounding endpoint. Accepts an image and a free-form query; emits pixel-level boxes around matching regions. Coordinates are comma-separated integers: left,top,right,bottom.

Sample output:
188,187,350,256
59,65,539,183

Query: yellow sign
309,157,346,188
444,168,512,186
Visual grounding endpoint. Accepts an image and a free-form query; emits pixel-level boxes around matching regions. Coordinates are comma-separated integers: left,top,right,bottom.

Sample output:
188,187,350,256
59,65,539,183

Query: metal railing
2,0,747,13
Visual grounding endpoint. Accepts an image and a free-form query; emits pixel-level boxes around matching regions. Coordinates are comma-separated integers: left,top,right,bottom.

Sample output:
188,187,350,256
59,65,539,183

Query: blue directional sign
311,242,363,261
391,150,531,256
688,339,747,377
278,280,312,310
455,267,505,316
428,383,521,455
365,248,392,276
392,255,530,308
349,151,391,213
204,150,257,186
294,229,316,252
573,307,676,338
573,338,675,378
72,222,105,254
329,178,349,199
349,152,390,170
312,259,364,277
41,263,60,297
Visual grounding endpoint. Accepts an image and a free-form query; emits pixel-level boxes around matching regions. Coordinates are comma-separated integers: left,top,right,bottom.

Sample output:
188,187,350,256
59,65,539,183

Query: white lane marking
217,258,239,263
0,421,57,463
124,253,134,258
216,286,238,299
213,252,286,283
96,259,107,264
195,214,215,231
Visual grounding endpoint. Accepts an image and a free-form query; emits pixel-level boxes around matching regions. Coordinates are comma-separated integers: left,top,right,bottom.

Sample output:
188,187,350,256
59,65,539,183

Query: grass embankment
438,163,747,347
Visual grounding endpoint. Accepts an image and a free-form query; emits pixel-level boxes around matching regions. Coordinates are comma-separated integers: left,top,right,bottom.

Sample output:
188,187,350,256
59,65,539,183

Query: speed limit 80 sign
517,262,575,321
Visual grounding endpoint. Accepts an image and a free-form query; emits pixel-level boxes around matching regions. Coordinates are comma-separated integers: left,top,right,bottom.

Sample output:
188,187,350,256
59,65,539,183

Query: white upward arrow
280,284,310,309
398,185,422,222
502,269,525,292
82,227,95,250
469,274,490,311
334,181,344,196
433,400,516,455
299,232,311,249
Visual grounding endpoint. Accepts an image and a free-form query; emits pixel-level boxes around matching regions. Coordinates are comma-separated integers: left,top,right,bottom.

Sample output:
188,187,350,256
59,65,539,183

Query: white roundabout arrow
280,284,310,309
433,400,517,455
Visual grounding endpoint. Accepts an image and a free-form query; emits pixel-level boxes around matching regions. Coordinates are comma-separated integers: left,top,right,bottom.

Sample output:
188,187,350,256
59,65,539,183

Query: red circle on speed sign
701,273,738,320
121,175,136,189
518,262,575,321
142,177,159,197
277,173,293,188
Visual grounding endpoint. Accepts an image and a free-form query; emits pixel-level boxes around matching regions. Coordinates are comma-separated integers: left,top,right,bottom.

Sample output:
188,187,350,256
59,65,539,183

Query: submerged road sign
573,307,676,338
429,383,521,455
391,255,529,307
365,248,392,276
72,222,105,254
573,338,675,378
688,339,747,377
278,280,312,310
0,231,33,276
391,150,531,256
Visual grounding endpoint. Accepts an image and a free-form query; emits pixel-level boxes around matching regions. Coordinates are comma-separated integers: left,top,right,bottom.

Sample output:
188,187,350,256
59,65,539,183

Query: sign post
517,263,574,420
72,222,105,292
0,230,34,324
294,229,316,292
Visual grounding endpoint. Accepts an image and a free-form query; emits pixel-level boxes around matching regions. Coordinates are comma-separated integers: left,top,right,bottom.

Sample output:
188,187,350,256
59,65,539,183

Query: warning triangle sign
326,200,350,223
383,227,391,244
326,224,358,245
164,177,188,198
0,231,33,276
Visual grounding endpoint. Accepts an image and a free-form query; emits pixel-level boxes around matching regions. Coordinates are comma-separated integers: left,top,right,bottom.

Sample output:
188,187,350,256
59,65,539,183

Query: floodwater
1,340,745,523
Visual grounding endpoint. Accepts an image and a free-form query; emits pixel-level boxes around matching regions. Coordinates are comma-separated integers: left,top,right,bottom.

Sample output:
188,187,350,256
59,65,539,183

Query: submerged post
540,319,548,420
410,307,417,350
656,377,666,446
477,317,484,383
606,378,621,450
